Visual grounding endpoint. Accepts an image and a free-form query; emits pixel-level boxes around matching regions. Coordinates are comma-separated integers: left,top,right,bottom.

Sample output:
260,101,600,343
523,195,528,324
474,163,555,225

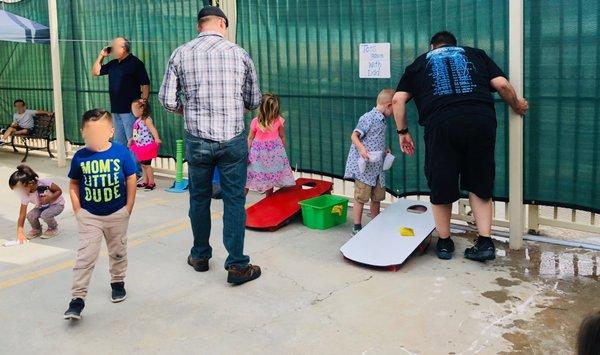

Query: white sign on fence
359,43,391,78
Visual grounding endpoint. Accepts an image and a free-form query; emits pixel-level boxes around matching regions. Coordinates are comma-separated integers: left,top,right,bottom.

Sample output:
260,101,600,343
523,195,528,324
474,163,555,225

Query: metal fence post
48,0,66,167
508,0,525,249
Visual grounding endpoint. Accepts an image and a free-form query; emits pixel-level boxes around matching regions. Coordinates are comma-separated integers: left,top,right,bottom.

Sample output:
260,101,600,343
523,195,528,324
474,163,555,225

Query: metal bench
9,113,56,162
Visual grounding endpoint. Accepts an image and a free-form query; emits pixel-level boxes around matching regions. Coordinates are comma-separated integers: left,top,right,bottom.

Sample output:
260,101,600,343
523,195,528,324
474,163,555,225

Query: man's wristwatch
397,127,409,135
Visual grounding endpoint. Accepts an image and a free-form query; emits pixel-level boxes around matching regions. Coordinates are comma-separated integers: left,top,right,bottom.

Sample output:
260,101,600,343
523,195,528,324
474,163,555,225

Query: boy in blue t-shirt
64,109,137,320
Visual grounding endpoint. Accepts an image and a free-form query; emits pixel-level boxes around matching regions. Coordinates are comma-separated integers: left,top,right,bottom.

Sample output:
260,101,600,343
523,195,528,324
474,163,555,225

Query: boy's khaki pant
71,207,130,299
354,179,386,204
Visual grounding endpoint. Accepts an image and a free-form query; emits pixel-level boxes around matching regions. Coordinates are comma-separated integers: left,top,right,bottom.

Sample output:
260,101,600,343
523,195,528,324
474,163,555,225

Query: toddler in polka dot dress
129,100,162,190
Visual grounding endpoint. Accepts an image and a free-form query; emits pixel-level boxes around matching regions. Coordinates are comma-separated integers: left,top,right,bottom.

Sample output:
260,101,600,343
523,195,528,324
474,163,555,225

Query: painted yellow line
0,222,189,290
128,222,189,247
0,198,176,277
0,209,228,290
0,217,188,278
0,260,75,289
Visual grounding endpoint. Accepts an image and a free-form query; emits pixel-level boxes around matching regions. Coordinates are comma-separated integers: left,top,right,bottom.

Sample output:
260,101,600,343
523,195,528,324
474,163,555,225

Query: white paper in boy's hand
383,152,395,171
368,151,383,162
358,158,367,174
2,239,25,247
358,151,383,173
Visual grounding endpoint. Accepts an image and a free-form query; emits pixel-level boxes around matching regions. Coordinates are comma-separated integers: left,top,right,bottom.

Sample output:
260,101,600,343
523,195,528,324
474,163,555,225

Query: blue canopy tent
0,9,49,43
0,4,66,166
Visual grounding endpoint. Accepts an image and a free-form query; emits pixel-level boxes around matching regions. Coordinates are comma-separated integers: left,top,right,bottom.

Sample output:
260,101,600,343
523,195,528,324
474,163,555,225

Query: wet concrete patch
495,277,522,287
473,234,600,354
482,289,519,304
501,332,534,353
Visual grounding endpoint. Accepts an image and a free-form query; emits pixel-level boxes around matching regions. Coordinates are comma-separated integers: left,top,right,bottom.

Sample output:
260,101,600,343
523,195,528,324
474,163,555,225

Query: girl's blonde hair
257,93,281,130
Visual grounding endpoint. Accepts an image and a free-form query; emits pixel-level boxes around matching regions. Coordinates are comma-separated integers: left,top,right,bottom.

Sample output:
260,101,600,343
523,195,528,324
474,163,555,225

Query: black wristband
397,128,409,135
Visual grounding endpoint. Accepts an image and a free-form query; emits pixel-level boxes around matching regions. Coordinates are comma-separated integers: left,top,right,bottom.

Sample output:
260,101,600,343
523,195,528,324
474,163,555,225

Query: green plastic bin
299,195,349,230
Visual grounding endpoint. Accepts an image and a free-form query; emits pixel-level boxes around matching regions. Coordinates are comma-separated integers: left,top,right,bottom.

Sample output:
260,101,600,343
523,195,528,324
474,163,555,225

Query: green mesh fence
237,0,510,201
0,0,598,213
0,0,204,157
524,0,600,213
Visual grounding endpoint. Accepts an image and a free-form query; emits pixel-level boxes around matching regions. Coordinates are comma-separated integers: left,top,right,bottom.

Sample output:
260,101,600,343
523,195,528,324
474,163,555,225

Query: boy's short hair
13,99,25,106
577,311,600,355
81,108,112,126
376,88,395,105
430,31,457,47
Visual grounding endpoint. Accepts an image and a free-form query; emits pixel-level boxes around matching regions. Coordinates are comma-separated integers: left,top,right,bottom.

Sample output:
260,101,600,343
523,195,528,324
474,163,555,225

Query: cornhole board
340,199,436,270
246,178,333,231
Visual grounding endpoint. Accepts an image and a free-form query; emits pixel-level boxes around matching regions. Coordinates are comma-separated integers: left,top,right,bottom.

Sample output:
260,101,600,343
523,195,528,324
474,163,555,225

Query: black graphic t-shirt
396,46,506,129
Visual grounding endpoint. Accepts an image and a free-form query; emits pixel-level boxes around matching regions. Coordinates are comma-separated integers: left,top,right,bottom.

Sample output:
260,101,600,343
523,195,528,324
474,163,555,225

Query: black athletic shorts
140,160,152,166
424,115,497,204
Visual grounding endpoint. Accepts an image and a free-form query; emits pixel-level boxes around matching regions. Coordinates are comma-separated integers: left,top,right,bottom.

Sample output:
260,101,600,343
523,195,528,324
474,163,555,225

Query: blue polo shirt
100,54,150,113
68,143,137,216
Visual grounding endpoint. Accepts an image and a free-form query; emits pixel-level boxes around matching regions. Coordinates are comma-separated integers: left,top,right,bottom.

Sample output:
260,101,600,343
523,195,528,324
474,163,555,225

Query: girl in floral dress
246,93,295,196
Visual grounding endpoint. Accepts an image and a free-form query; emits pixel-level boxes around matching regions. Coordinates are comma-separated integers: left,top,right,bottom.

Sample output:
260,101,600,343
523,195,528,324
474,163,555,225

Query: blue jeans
185,132,250,269
112,112,140,174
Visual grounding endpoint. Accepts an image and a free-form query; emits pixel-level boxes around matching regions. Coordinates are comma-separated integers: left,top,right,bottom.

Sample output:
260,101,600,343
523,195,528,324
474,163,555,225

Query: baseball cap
197,6,229,28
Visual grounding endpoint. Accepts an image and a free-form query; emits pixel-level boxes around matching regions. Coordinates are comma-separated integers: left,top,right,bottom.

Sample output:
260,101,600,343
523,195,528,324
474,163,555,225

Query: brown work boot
187,256,209,272
227,264,261,285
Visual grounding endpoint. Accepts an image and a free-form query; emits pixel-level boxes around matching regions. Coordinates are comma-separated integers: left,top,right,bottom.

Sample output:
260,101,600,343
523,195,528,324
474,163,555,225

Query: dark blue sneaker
464,236,496,261
110,282,127,303
63,298,84,320
436,237,455,260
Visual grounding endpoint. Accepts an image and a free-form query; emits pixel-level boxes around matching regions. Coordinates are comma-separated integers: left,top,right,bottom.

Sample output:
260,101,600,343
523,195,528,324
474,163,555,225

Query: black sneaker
464,236,496,261
187,256,209,272
63,298,85,320
227,264,261,285
110,282,127,303
436,237,455,260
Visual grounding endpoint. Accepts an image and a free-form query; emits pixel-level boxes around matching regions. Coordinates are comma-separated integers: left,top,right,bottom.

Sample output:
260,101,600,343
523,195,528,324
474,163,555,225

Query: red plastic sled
245,178,333,231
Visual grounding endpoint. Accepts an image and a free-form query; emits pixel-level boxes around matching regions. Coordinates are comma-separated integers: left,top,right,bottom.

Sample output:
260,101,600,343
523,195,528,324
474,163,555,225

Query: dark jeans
112,112,141,175
185,132,250,269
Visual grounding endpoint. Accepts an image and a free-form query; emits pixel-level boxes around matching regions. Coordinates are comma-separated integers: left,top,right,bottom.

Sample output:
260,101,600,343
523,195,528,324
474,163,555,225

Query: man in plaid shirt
159,6,262,285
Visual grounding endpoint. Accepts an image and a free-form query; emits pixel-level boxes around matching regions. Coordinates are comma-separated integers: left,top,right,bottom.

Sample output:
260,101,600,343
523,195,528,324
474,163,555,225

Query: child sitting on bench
0,99,53,145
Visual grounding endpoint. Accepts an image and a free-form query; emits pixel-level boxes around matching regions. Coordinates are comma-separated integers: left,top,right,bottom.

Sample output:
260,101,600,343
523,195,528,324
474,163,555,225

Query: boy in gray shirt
0,99,52,145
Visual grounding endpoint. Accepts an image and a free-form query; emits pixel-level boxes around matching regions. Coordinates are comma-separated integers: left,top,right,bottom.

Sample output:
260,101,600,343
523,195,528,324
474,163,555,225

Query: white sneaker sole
63,313,81,320
41,233,60,239
111,294,127,303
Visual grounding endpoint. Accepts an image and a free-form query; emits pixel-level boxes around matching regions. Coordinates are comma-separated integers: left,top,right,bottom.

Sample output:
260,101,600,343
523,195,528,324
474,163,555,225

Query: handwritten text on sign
359,43,391,78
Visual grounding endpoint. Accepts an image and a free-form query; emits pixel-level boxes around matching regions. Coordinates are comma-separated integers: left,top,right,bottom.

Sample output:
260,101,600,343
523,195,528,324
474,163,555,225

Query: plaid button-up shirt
158,31,261,142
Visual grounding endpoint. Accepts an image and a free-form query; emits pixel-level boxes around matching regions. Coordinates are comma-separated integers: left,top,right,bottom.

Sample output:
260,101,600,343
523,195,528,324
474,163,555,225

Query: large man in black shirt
392,31,528,262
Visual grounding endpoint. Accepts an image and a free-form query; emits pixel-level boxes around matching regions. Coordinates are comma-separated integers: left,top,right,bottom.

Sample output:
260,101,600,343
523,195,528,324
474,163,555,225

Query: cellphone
105,46,112,54
37,185,50,208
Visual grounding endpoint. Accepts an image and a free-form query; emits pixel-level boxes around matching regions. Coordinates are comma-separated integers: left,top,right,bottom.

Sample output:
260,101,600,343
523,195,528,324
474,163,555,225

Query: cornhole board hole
340,199,435,270
246,178,333,231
